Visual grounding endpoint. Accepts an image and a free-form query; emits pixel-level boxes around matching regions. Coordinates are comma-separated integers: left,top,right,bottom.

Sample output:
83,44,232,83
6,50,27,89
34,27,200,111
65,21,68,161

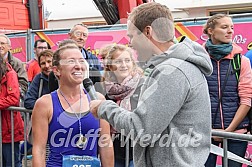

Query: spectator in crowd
20,49,54,161
0,55,24,167
90,2,213,167
99,44,114,70
26,39,51,83
0,34,28,98
203,14,252,167
32,45,114,167
0,34,28,105
24,49,53,109
102,44,144,167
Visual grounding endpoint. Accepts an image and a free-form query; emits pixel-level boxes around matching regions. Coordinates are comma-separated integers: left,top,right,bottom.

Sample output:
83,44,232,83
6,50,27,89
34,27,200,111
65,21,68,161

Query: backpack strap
213,60,233,125
231,53,241,81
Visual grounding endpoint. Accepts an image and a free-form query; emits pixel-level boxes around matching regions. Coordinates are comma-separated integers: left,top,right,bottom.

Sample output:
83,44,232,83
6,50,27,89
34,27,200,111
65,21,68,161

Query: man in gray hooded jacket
90,2,213,167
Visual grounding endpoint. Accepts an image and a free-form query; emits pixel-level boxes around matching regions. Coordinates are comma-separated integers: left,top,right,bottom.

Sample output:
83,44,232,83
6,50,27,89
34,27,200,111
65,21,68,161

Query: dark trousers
205,139,248,167
2,142,21,167
20,141,33,160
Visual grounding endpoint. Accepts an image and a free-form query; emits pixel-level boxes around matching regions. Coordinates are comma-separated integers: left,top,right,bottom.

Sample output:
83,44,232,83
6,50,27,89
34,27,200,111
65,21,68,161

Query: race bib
62,155,101,167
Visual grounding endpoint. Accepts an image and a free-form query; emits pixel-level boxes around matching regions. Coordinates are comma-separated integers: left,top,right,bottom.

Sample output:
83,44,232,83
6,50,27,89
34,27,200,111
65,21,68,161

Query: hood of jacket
145,37,213,76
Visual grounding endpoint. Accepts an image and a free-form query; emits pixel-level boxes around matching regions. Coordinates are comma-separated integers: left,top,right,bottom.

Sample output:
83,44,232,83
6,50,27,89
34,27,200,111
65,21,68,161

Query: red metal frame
114,0,144,23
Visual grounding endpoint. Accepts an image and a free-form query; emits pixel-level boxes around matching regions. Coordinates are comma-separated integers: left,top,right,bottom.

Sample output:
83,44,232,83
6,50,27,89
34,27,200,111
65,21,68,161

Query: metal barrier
0,107,32,167
212,130,252,167
1,106,252,167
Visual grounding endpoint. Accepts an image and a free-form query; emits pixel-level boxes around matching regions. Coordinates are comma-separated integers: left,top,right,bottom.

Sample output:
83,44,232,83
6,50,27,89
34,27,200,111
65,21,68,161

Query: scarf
205,39,233,61
105,73,142,111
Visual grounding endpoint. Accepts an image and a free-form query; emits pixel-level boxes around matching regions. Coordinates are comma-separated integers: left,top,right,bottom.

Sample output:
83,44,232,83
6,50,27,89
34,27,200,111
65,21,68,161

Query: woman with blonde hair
102,44,143,167
103,44,142,82
203,14,252,167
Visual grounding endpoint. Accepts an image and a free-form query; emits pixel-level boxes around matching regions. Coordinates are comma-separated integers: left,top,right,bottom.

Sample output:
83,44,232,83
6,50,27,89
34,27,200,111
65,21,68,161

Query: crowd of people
0,2,252,167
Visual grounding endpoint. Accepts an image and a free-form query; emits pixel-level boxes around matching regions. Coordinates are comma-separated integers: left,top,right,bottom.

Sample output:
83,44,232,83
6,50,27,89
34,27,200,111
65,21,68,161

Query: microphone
83,78,98,100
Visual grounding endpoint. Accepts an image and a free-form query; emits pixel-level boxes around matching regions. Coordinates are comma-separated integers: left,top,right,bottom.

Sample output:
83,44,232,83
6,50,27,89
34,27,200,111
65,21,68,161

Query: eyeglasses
112,59,132,65
59,58,87,65
0,42,8,45
37,46,48,50
74,31,88,38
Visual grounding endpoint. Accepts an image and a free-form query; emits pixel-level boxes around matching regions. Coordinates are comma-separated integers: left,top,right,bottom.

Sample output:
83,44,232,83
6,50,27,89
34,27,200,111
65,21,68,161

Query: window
208,7,252,16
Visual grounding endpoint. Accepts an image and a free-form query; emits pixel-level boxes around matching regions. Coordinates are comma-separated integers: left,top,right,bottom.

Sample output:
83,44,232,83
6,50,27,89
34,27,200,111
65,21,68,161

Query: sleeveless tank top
46,90,100,167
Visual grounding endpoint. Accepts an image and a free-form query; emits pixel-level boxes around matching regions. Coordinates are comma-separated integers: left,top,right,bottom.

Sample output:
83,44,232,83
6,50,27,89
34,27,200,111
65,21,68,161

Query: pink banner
175,22,252,55
9,36,26,62
34,30,129,57
10,21,252,63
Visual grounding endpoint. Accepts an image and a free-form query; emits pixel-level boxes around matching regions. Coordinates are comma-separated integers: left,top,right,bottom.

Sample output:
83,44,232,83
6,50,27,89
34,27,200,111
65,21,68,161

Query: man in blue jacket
68,23,102,72
22,49,54,160
24,49,53,109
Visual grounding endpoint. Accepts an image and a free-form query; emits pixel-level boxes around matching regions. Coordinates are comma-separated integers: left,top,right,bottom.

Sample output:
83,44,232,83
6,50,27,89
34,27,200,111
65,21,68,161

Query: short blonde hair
128,2,174,42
